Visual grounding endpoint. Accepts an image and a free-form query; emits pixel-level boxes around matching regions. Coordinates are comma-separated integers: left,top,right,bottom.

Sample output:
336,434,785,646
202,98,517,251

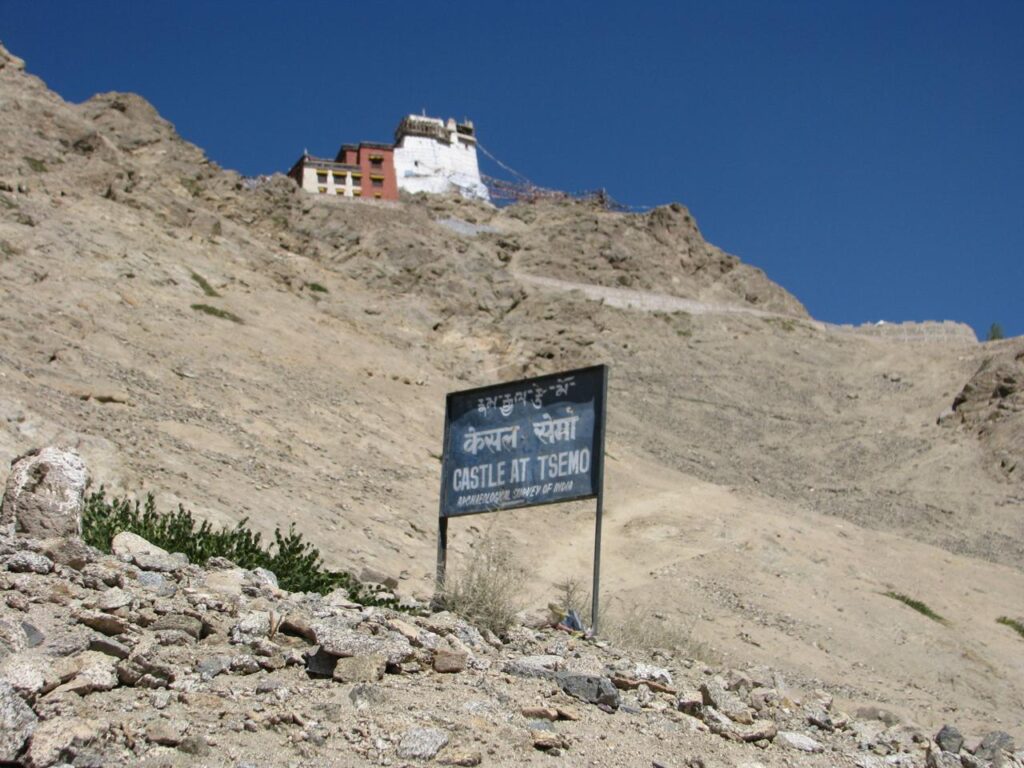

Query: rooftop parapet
394,115,476,145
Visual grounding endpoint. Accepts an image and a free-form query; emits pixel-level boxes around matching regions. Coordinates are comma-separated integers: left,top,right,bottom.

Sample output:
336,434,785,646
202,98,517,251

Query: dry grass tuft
442,537,524,636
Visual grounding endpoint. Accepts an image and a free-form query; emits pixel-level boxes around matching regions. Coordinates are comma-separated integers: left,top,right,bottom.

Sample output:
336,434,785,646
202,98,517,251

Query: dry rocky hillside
1,41,1023,766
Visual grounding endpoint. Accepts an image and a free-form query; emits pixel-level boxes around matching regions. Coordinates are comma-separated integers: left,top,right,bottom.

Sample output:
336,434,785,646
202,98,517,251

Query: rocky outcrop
508,200,809,317
3,513,1022,766
1,447,88,538
943,343,1024,481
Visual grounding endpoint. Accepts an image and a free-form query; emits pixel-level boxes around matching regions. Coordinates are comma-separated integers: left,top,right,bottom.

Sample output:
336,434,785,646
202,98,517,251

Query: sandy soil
0,41,1021,746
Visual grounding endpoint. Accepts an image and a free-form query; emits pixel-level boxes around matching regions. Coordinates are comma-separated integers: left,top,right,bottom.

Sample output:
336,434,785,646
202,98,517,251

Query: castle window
370,154,384,168
316,172,327,184
371,176,384,188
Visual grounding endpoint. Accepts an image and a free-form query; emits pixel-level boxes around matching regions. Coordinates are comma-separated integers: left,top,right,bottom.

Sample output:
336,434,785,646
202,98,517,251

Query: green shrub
82,489,395,606
997,616,1024,639
987,323,1005,341
191,303,242,323
190,271,221,297
883,591,946,623
306,282,329,293
24,157,47,173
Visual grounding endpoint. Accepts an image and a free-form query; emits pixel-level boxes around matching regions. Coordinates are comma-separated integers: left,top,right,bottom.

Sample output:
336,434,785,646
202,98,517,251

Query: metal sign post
435,364,609,632
590,367,608,635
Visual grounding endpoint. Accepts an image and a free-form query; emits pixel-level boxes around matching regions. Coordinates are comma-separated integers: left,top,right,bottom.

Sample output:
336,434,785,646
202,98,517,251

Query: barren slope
0,42,1022,740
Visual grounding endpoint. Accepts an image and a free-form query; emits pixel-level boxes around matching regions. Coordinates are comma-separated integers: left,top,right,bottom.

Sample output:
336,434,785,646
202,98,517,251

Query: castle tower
392,115,489,201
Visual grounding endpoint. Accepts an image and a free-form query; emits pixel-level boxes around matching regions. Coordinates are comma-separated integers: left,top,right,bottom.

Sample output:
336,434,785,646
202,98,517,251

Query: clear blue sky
3,1,1022,338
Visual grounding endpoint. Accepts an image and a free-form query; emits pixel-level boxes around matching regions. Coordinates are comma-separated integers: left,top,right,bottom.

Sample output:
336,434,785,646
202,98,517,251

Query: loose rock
132,550,187,573
433,647,468,673
332,654,387,683
775,731,824,753
1,447,88,538
24,716,104,768
6,551,54,574
556,672,621,709
312,622,412,665
532,729,569,751
926,748,964,768
146,719,185,746
230,611,273,645
437,748,483,766
152,613,203,639
502,655,563,679
397,727,449,760
110,531,166,559
976,731,1016,763
0,679,38,761
936,724,964,754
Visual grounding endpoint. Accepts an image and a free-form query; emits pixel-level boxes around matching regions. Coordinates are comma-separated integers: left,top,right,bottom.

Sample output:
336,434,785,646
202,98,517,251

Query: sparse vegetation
602,599,708,657
883,591,946,623
987,323,1005,341
24,156,47,173
190,271,221,297
441,537,523,636
997,616,1024,639
306,282,329,293
82,489,395,605
180,176,202,197
552,576,591,623
550,576,615,632
191,303,242,323
763,317,798,332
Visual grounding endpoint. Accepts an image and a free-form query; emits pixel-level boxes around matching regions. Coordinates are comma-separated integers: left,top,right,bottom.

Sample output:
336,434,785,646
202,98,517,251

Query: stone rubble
0,452,1021,766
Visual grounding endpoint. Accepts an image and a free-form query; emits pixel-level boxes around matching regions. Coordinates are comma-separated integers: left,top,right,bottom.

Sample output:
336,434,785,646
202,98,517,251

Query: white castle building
392,115,489,201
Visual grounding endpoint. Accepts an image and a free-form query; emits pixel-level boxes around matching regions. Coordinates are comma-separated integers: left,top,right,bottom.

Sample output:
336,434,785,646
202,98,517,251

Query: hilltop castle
288,114,488,202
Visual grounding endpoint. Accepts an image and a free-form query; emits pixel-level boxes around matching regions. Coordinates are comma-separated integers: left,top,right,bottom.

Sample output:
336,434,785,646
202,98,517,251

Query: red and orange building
288,141,398,201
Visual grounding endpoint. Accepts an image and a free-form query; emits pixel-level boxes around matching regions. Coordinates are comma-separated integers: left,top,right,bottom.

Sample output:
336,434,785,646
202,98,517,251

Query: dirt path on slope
512,270,978,345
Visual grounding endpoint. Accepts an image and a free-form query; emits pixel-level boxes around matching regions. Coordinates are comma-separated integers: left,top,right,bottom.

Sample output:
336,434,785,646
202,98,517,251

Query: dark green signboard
435,365,609,633
439,365,608,517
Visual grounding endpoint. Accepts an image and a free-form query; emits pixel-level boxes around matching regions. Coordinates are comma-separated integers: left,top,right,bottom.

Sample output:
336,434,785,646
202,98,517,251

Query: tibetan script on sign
438,365,608,518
